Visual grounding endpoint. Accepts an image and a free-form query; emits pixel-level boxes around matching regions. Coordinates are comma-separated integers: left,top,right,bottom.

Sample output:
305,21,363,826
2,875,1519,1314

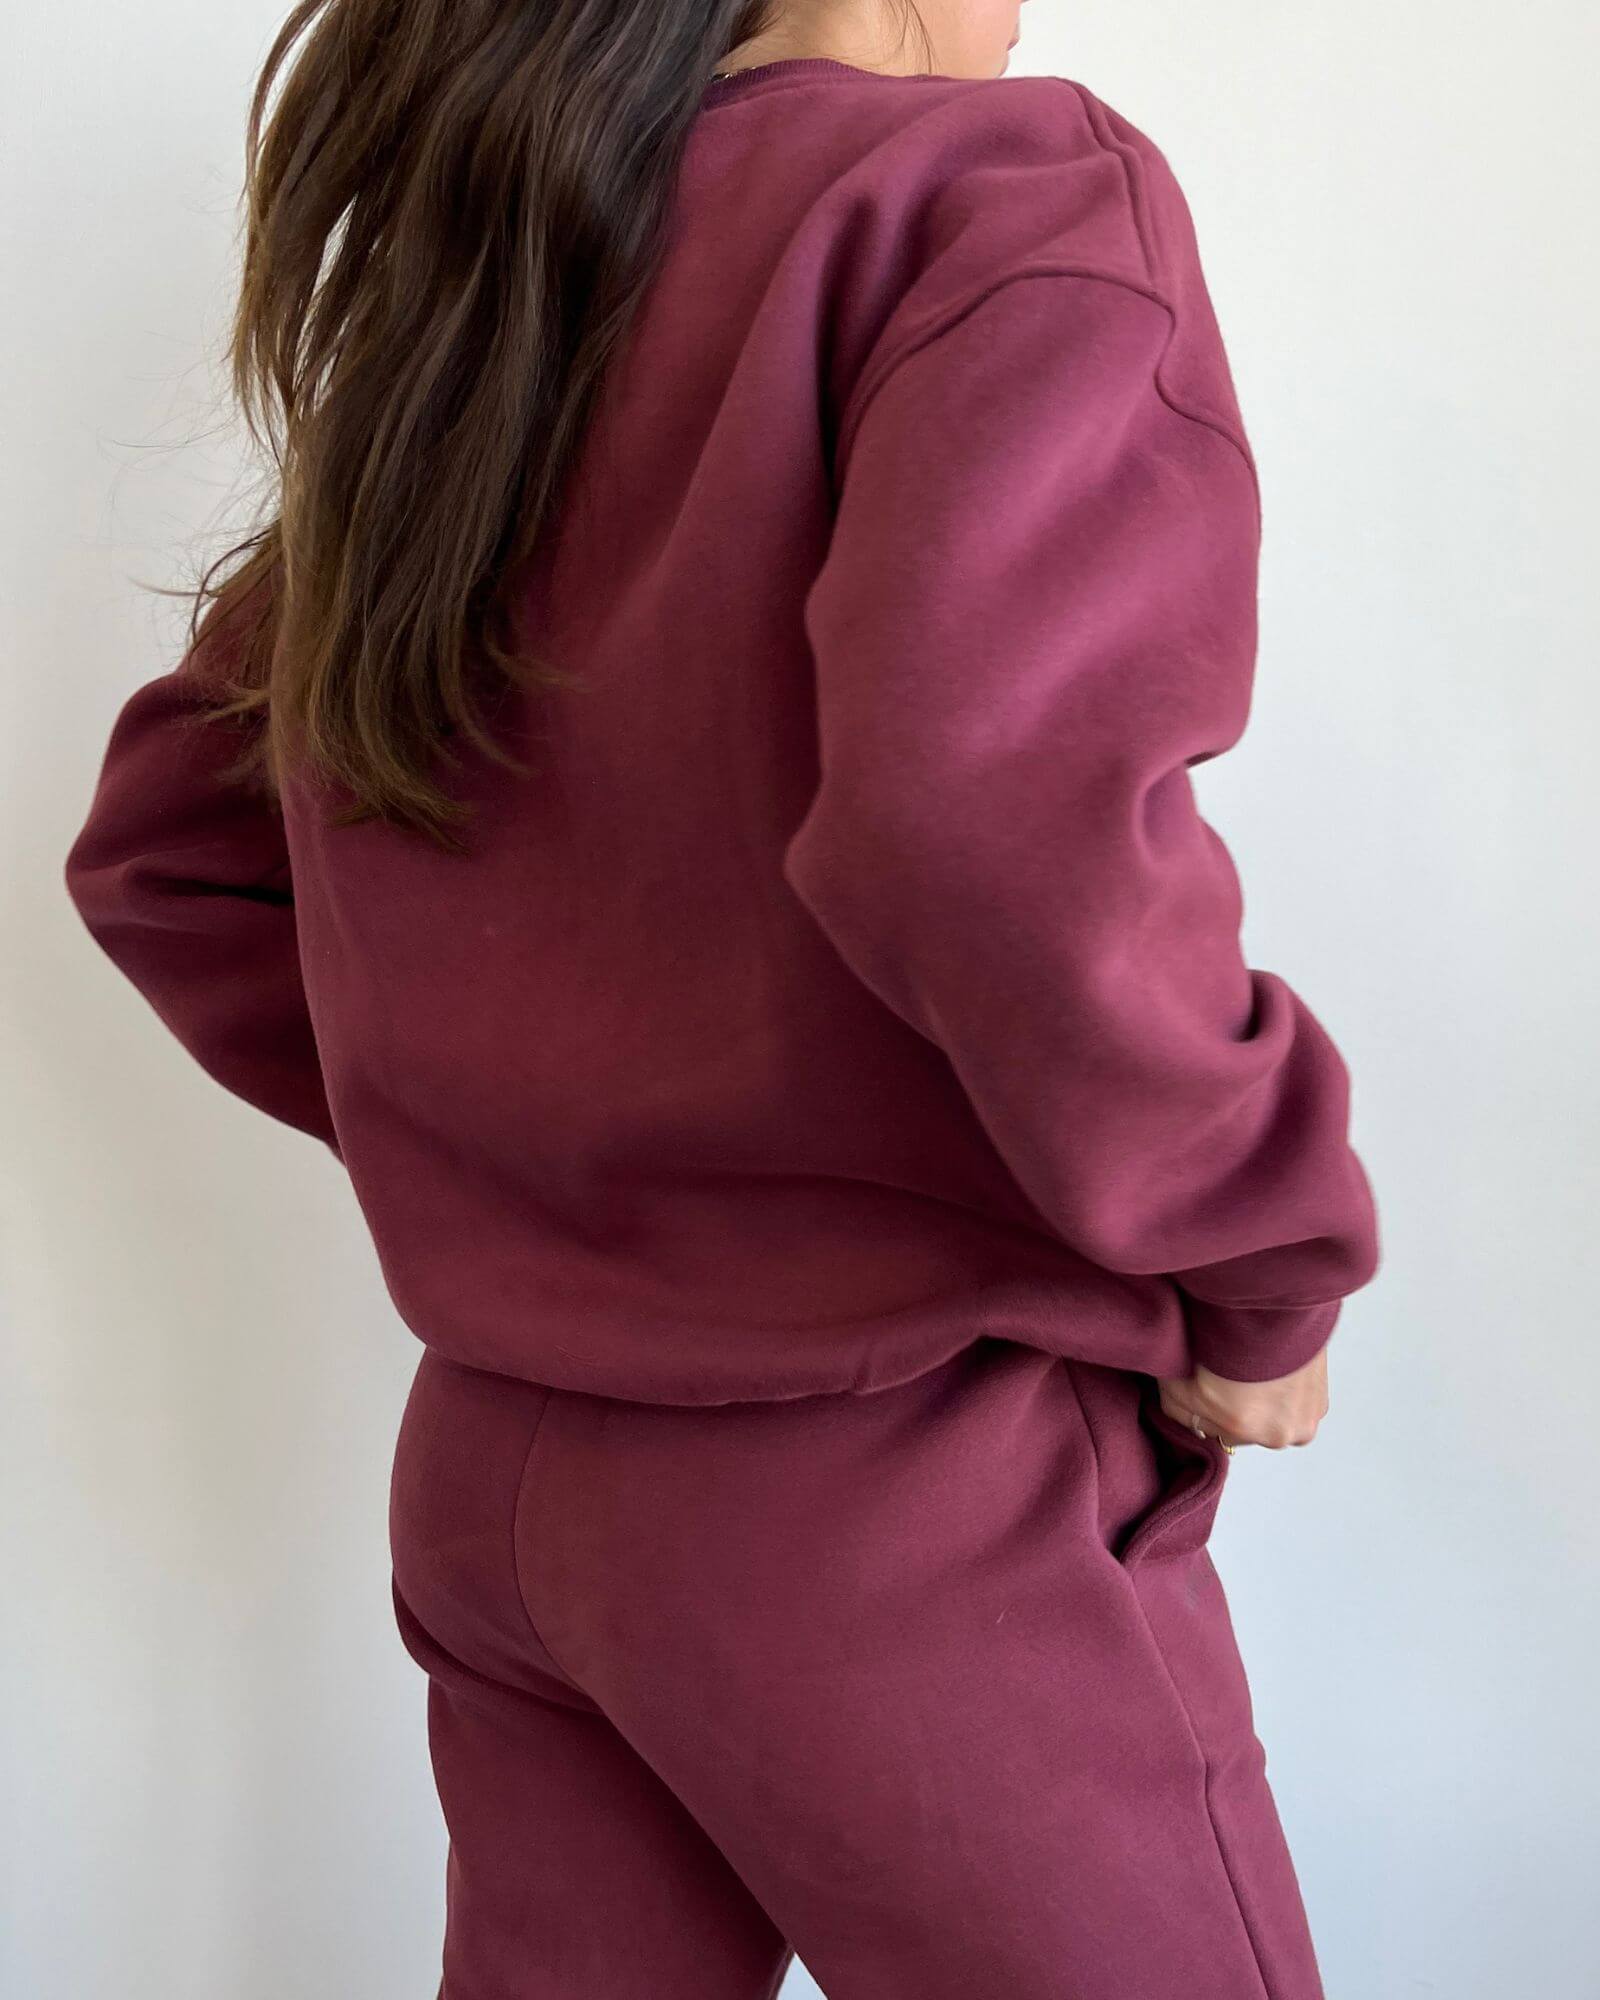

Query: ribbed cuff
1181,1295,1342,1383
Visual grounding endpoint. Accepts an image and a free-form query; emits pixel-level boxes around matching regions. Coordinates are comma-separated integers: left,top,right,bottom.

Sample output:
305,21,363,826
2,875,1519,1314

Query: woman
63,0,1380,1993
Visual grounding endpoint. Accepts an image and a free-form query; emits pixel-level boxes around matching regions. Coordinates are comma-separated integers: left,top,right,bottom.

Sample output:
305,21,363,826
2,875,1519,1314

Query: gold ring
1190,1412,1236,1454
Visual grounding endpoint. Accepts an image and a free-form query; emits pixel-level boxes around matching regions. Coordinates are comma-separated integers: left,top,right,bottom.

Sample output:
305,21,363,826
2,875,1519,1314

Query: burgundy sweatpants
387,1335,1325,1999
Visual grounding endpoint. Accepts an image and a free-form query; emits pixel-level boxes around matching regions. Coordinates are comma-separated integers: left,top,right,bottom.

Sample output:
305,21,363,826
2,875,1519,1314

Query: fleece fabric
389,1333,1327,1997
63,58,1379,1399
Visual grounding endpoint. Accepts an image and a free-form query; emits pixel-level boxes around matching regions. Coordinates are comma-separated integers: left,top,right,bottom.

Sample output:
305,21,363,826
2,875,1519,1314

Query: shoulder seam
1057,77,1168,291
832,265,1261,516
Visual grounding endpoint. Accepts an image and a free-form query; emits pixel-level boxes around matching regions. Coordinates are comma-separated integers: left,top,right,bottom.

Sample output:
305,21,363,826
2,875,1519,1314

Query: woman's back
58,22,1383,1988
68,58,1378,1402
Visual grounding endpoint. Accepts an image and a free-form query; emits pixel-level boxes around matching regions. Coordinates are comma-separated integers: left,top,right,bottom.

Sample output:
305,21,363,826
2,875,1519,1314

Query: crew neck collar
701,56,913,105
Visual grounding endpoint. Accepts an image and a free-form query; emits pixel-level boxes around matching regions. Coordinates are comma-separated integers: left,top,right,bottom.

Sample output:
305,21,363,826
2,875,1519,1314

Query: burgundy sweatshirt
64,58,1380,1401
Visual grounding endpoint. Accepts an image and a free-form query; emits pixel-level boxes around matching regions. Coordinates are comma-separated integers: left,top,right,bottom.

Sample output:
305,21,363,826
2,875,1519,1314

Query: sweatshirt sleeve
782,271,1379,1383
63,625,341,1159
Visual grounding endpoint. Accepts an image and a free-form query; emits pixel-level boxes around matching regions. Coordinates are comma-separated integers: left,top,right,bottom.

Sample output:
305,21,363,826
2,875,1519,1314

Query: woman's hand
1156,1345,1330,1449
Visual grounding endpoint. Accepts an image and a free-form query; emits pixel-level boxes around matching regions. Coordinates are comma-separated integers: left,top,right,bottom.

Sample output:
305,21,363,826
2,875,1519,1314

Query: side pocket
1113,1376,1232,1571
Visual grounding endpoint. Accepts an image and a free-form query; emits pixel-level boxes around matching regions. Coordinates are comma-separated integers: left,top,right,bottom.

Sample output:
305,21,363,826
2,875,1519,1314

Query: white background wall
5,4,1596,1995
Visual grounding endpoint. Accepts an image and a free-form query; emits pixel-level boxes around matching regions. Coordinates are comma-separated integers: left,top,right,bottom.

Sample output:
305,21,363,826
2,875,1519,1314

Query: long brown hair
182,0,781,847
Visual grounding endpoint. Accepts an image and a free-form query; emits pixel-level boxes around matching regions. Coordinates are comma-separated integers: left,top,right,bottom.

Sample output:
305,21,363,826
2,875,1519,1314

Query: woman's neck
714,10,923,81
